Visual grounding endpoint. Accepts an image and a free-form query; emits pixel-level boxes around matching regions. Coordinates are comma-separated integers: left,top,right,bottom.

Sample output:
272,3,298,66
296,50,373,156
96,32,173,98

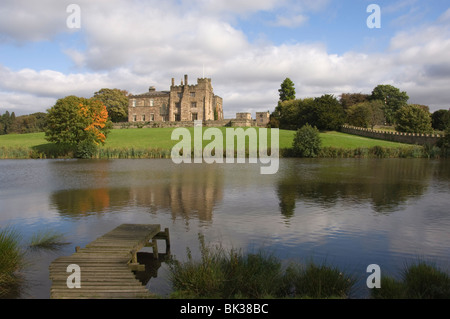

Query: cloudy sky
0,0,449,118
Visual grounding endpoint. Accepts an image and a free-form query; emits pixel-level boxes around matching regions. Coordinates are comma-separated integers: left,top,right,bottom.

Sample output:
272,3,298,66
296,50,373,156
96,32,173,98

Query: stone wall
114,119,232,129
341,125,442,145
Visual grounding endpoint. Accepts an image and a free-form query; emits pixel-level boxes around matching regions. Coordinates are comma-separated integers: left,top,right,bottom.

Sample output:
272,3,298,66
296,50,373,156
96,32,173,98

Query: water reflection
277,159,435,218
49,160,223,222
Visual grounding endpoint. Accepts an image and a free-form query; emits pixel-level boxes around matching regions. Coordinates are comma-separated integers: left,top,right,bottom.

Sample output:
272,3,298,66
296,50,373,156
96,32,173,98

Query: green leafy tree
347,100,384,129
274,99,300,130
370,85,409,125
0,111,15,134
431,109,449,131
92,88,129,122
314,94,346,131
395,104,433,134
292,124,322,157
278,78,296,102
45,96,110,156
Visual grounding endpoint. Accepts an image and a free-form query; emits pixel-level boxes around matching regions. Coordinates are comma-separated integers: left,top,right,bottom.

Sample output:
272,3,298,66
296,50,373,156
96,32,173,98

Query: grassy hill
0,127,421,159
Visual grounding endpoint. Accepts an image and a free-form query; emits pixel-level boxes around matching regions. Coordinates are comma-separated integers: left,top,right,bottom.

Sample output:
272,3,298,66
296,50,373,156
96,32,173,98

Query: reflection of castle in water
50,164,223,222
128,167,223,221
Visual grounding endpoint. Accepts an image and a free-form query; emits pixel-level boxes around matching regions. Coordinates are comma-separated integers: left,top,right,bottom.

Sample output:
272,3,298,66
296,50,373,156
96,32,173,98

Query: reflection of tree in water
50,163,223,223
277,159,434,218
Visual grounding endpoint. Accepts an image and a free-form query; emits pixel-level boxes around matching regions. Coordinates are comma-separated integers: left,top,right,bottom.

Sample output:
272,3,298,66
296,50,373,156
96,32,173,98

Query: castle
128,75,223,123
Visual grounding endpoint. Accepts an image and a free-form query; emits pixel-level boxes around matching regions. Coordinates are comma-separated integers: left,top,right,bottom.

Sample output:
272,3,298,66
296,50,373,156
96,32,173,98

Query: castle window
192,113,198,121
175,114,181,121
133,115,137,122
191,102,197,108
177,93,182,98
190,92,195,97
150,99,154,106
150,114,155,121
131,99,136,107
142,115,146,121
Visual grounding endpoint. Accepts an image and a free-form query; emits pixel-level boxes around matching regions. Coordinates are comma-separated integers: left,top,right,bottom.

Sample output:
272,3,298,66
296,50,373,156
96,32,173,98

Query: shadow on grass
31,143,74,159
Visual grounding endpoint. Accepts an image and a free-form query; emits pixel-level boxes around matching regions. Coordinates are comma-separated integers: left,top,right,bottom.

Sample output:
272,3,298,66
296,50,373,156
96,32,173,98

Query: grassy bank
0,127,428,159
168,234,450,299
0,226,69,297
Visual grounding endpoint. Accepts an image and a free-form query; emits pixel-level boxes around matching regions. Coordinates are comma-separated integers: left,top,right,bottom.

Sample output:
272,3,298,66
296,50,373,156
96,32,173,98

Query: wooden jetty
49,224,170,299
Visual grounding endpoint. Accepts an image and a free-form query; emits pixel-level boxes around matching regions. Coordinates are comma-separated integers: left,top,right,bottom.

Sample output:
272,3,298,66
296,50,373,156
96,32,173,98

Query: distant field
0,127,414,159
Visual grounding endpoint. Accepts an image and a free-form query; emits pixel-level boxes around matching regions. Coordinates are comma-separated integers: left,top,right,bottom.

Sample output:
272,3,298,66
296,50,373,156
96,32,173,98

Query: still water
0,158,449,298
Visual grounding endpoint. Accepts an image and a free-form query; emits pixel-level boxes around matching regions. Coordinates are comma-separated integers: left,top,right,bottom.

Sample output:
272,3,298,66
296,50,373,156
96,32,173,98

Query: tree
278,78,296,102
347,100,384,129
340,93,370,111
370,84,409,125
292,124,321,157
431,109,449,131
45,96,110,156
314,94,346,131
92,88,129,122
395,104,433,134
273,99,301,130
0,111,16,134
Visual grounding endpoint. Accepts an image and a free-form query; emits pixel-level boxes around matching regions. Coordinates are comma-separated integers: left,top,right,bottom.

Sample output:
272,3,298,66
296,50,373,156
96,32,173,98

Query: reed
371,260,450,299
0,226,24,297
168,234,356,299
28,229,69,250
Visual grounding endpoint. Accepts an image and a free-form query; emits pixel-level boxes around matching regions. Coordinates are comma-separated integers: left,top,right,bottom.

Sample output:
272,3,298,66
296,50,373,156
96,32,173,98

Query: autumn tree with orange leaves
45,95,111,158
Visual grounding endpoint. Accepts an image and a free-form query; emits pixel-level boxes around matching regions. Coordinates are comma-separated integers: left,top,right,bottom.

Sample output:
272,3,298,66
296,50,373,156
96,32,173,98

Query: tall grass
0,227,24,297
372,261,450,299
284,261,357,298
0,227,69,297
168,234,285,298
168,234,356,299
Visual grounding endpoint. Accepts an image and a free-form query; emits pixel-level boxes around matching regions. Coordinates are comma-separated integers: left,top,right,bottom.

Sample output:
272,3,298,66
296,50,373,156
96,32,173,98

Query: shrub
292,124,322,157
75,140,98,159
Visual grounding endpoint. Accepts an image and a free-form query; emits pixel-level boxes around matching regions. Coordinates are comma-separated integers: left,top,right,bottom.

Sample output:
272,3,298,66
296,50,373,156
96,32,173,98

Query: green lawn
0,127,413,159
319,131,410,149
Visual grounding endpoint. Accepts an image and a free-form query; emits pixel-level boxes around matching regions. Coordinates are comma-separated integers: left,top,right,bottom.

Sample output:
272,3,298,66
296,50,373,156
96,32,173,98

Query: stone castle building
128,75,223,123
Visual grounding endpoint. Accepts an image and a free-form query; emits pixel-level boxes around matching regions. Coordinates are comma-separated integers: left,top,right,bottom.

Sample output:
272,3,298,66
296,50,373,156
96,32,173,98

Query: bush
292,124,321,157
75,140,98,159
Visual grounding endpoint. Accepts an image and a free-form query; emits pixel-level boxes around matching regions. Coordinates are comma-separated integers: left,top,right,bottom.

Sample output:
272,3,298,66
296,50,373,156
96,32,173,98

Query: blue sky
0,0,449,117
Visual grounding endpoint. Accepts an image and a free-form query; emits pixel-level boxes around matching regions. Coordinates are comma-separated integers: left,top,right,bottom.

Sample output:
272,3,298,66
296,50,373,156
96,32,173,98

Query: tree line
271,78,450,134
0,111,48,135
0,88,129,136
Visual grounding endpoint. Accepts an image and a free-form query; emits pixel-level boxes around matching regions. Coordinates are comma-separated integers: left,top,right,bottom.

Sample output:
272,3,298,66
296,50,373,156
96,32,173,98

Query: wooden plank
49,224,167,299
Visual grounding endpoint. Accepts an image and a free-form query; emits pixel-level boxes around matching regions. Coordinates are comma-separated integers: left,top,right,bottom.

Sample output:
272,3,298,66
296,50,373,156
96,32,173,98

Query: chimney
184,74,188,86
171,78,174,87
149,86,156,92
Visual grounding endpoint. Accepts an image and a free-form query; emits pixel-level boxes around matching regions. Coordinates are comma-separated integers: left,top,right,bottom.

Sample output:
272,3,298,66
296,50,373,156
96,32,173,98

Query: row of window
131,99,197,108
132,113,198,122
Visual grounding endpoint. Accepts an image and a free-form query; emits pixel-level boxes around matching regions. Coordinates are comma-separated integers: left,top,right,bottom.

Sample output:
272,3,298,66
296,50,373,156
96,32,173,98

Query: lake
0,158,449,298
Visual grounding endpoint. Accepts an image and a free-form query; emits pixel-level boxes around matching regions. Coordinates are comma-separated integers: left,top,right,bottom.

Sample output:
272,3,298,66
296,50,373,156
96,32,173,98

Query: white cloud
0,0,71,43
270,14,309,28
1,0,450,117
